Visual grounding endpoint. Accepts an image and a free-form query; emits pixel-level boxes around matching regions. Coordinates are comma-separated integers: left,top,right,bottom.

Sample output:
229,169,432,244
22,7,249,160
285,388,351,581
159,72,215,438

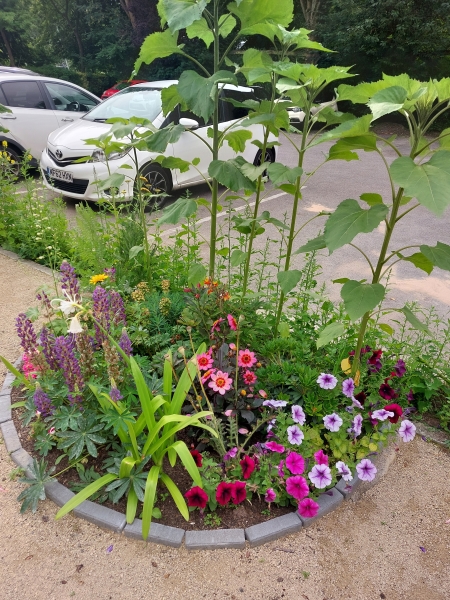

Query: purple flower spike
54,336,85,405
40,327,58,370
33,387,55,417
15,313,37,354
119,329,133,357
60,261,80,299
110,291,126,326
110,387,123,402
92,286,110,345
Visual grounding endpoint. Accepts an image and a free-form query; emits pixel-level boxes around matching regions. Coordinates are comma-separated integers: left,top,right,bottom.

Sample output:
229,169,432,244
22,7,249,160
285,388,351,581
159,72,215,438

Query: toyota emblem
55,149,63,159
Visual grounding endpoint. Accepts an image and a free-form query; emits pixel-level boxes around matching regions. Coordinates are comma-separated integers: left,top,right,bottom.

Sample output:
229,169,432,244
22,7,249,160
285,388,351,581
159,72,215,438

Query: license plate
47,167,73,183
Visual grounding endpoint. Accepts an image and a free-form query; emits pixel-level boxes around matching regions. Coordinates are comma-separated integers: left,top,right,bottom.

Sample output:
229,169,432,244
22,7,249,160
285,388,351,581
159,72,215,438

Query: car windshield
84,87,162,122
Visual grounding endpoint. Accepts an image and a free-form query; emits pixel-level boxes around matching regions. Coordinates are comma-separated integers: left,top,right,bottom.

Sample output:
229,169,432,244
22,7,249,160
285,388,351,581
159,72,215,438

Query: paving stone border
1,360,433,551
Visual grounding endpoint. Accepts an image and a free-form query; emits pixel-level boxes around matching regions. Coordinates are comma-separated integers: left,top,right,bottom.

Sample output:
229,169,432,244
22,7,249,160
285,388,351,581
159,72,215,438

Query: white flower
51,290,81,316
335,461,353,481
68,314,83,334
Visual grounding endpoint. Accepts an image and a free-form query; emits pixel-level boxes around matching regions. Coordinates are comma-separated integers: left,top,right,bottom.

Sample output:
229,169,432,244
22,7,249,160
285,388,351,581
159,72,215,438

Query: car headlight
91,149,129,162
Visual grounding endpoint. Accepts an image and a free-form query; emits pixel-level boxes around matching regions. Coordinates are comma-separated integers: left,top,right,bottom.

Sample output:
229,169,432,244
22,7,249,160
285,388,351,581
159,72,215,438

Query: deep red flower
379,383,398,400
216,481,234,506
231,481,247,505
239,455,256,480
368,349,383,364
384,403,403,423
184,486,208,509
190,449,203,467
353,391,367,404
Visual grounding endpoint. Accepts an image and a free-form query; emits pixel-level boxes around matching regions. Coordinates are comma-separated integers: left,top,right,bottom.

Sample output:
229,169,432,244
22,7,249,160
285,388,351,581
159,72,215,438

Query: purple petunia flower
398,419,416,443
287,425,304,445
33,387,55,417
265,488,276,503
356,458,377,482
285,451,305,475
308,464,332,489
407,389,414,403
342,378,355,398
371,408,394,422
291,405,306,425
277,459,285,477
317,373,338,390
15,313,38,354
323,413,343,432
267,418,276,433
394,359,406,377
223,447,238,461
335,461,353,481
351,396,364,410
352,413,363,437
263,399,288,409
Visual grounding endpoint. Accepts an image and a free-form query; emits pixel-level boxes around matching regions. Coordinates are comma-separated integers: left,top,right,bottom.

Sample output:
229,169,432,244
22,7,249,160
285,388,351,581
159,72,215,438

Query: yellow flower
1,140,7,147
27,154,32,161
89,273,109,285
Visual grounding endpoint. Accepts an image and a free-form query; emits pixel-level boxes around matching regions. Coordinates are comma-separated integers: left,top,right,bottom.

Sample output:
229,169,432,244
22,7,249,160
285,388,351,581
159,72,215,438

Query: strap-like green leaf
160,473,189,521
142,465,160,540
119,456,137,479
163,351,173,406
130,356,155,432
170,441,203,487
126,487,139,524
0,355,33,390
55,473,117,520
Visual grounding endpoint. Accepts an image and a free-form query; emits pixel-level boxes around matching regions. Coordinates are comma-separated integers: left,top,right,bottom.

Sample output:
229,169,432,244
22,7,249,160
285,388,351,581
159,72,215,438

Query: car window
44,82,97,112
1,81,47,109
222,89,258,120
84,87,162,122
0,86,6,105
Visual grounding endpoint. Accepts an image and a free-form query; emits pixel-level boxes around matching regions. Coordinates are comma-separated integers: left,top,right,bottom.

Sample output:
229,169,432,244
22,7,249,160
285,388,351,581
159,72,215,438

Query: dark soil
10,386,293,530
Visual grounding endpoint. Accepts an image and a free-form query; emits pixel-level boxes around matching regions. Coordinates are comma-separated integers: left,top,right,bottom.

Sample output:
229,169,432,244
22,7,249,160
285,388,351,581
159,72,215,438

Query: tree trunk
299,0,322,34
0,28,15,66
120,0,160,46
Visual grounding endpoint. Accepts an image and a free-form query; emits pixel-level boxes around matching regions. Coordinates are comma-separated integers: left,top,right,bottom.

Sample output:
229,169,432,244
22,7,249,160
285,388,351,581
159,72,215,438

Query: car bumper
40,150,136,201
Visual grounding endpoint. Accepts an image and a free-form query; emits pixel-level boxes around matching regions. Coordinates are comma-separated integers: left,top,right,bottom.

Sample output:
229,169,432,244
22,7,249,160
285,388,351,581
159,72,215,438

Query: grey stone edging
0,361,421,550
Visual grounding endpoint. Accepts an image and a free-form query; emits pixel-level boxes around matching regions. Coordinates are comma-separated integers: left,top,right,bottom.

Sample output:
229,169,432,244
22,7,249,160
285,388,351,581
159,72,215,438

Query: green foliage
57,414,106,460
17,459,54,514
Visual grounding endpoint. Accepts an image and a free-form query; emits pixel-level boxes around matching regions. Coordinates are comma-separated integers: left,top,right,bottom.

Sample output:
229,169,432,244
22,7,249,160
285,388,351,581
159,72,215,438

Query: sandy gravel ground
1,252,449,600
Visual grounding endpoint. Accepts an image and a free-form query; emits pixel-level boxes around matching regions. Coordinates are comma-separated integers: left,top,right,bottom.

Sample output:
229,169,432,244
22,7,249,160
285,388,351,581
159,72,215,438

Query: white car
40,80,277,201
0,73,100,169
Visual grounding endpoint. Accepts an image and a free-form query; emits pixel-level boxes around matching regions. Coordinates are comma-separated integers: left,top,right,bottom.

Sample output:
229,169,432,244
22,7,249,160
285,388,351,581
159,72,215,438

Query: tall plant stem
208,0,220,278
274,112,311,330
351,187,404,376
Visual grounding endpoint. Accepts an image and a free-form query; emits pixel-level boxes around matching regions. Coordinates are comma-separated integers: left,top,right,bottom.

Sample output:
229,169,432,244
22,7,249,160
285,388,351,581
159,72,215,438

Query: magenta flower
352,414,363,437
384,403,403,424
265,441,285,453
239,455,256,479
208,370,233,395
243,370,257,385
210,317,224,333
342,378,355,398
298,497,320,519
379,382,398,400
231,481,247,505
285,451,305,475
286,475,309,500
317,373,338,389
196,351,214,371
291,405,306,425
356,458,377,482
287,425,304,445
372,408,394,421
323,413,343,432
394,359,406,377
308,464,332,489
184,486,208,509
238,349,257,368
314,449,329,465
216,482,234,506
263,399,288,409
223,447,238,461
335,461,352,481
201,368,215,384
227,314,238,331
265,488,277,503
398,419,416,442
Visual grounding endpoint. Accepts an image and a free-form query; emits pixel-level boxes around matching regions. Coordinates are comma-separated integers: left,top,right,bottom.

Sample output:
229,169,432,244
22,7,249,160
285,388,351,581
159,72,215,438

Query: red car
101,80,147,100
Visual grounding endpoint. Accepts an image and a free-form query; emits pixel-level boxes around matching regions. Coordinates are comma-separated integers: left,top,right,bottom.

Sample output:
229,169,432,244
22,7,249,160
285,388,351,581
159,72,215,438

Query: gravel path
1,252,449,600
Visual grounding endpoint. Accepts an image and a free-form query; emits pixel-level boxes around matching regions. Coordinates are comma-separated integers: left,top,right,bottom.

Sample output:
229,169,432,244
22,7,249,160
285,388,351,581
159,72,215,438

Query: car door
0,79,59,159
42,81,99,128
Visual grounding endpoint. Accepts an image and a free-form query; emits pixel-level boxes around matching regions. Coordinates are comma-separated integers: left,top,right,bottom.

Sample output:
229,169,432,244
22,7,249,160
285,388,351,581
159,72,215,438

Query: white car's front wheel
135,163,172,209
1,145,21,177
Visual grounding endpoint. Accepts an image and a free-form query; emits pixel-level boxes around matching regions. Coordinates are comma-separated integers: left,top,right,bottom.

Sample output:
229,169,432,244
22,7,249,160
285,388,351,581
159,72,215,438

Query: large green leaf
126,487,139,524
360,193,383,206
316,322,345,348
294,235,326,254
267,163,303,185
230,249,247,266
162,0,207,32
186,17,213,48
143,124,186,153
239,48,273,84
401,306,431,334
130,356,156,432
154,155,191,173
177,70,238,123
208,158,256,192
390,152,450,216
368,86,408,121
134,30,182,74
313,115,372,146
94,172,125,192
398,252,433,275
160,473,189,520
142,465,161,539
420,242,450,271
229,0,293,35
170,440,203,487
324,199,389,253
161,84,187,115
327,135,377,161
224,129,252,153
188,263,207,285
341,280,385,321
157,197,197,225
277,270,302,294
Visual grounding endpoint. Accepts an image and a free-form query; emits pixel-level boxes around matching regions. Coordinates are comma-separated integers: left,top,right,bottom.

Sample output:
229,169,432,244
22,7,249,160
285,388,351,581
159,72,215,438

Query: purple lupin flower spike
40,327,58,370
119,329,133,357
110,290,126,326
92,285,110,346
36,290,52,311
33,387,55,417
104,267,116,282
54,336,85,405
15,313,38,354
60,261,80,299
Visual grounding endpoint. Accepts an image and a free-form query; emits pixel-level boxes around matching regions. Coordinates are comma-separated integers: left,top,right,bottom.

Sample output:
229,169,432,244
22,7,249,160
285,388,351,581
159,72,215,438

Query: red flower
368,349,383,364
239,455,256,480
190,449,203,467
216,481,234,506
231,481,247,505
384,403,403,424
379,383,398,400
353,391,366,404
184,486,208,509
243,370,257,385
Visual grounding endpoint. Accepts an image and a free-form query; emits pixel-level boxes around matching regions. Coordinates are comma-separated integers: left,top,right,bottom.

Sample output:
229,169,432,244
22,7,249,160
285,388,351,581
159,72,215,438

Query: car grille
48,149,89,167
44,172,89,195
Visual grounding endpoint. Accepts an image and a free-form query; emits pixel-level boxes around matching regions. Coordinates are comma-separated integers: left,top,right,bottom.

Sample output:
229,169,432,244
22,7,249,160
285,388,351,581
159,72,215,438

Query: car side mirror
179,117,199,130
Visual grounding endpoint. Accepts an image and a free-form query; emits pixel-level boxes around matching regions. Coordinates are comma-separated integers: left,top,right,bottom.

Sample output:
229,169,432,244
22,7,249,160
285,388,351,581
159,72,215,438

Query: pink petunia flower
184,486,208,509
298,497,320,519
285,451,305,475
314,449,329,465
238,349,257,368
398,419,416,442
196,351,214,371
265,488,277,503
277,460,285,477
231,481,246,505
308,464,332,489
291,405,306,425
227,314,238,331
287,425,304,445
356,458,377,482
208,370,233,395
323,413,343,432
265,441,285,453
223,447,238,461
317,373,338,389
286,475,309,500
243,370,257,385
240,455,256,479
